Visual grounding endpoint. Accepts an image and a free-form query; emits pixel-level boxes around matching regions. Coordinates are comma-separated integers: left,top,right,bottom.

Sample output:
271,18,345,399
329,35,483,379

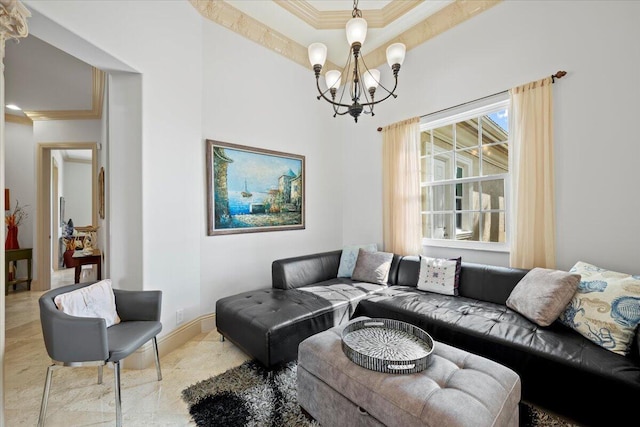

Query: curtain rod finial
552,70,567,83
377,127,382,132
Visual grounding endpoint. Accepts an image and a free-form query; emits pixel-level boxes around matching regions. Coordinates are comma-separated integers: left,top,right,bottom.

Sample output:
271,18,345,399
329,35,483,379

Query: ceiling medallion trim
191,1,500,71
190,0,339,71
274,0,422,30
23,67,105,121
363,0,502,69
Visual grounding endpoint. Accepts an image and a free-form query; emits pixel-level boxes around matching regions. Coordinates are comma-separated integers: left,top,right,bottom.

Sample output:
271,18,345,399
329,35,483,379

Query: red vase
5,225,19,250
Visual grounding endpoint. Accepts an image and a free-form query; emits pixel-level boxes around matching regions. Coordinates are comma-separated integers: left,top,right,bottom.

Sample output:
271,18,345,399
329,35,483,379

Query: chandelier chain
352,0,362,18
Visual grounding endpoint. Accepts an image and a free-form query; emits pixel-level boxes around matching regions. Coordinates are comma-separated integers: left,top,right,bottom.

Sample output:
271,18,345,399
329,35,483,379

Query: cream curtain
509,77,556,269
382,116,422,256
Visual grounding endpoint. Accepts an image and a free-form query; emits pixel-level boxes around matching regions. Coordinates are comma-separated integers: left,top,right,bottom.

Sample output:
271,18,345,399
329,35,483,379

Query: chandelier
308,0,406,122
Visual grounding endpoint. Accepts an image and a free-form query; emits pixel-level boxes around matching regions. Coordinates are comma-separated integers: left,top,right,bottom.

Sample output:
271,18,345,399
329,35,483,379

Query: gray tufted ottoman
298,317,521,427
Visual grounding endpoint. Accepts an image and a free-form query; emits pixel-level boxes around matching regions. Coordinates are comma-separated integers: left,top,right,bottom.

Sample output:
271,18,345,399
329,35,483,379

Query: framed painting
206,139,305,236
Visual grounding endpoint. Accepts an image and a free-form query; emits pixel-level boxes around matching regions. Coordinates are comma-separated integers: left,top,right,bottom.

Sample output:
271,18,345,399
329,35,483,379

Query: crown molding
192,0,501,73
22,67,105,121
363,0,502,69
273,0,422,30
190,0,339,71
5,112,32,125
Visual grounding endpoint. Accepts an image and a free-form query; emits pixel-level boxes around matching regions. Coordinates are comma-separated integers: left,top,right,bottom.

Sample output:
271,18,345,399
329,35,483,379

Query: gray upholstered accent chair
37,282,163,427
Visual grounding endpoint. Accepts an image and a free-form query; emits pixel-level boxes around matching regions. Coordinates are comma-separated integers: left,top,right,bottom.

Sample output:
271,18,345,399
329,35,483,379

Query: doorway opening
36,143,99,291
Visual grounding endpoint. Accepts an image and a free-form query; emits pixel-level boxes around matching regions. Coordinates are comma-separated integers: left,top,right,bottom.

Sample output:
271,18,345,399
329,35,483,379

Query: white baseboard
122,313,216,370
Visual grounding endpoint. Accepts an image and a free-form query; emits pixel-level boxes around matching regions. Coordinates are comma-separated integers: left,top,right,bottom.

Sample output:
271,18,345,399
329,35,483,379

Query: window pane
456,212,479,241
433,124,454,151
455,118,479,149
433,213,454,239
420,156,431,182
481,110,509,144
433,151,453,181
456,149,480,178
421,187,431,212
481,143,509,175
458,182,480,211
479,179,505,212
481,212,506,242
420,131,432,155
422,214,432,239
431,184,454,211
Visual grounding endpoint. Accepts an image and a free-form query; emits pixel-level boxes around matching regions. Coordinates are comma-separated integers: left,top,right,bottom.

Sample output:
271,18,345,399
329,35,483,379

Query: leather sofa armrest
113,289,162,322
272,250,342,289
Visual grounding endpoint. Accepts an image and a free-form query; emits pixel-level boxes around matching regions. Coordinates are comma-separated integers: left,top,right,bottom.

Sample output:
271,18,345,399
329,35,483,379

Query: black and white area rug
181,361,578,427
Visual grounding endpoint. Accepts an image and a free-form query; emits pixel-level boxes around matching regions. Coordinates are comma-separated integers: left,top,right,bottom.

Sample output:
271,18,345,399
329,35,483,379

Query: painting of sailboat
241,179,252,198
206,140,305,235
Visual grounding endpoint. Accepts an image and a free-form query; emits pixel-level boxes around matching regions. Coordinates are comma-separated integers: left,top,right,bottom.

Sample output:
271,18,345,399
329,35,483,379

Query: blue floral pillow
337,244,377,278
558,261,640,355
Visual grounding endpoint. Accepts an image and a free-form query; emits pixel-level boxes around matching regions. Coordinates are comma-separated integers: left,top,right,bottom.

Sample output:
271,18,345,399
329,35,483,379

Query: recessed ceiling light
6,104,21,111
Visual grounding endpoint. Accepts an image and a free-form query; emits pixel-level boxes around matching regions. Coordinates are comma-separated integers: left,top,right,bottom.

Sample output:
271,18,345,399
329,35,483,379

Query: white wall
344,0,640,274
200,21,344,314
33,119,100,144
4,123,35,250
25,0,204,331
61,160,91,226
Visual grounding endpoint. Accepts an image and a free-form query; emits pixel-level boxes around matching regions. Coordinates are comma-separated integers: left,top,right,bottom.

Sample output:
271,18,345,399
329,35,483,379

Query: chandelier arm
358,54,398,100
360,75,399,107
315,77,352,109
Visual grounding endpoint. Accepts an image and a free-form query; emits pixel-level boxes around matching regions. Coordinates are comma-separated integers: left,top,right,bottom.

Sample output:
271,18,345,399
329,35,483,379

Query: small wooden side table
5,248,33,295
63,249,102,284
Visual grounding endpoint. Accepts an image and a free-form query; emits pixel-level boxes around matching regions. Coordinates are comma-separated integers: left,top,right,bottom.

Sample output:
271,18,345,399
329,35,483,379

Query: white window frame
420,93,511,252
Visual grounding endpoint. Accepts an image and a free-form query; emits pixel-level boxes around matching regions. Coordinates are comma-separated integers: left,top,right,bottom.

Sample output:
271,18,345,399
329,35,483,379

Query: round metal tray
341,318,434,374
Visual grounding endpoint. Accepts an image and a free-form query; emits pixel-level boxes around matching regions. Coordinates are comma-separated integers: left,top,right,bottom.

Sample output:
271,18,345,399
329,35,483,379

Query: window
420,95,510,248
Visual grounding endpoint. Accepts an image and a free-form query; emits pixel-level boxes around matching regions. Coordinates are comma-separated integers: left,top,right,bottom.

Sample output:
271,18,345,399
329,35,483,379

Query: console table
63,249,102,284
5,248,33,295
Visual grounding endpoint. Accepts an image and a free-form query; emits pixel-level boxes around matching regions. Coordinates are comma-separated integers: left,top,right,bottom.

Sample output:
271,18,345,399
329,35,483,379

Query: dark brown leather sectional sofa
216,250,640,426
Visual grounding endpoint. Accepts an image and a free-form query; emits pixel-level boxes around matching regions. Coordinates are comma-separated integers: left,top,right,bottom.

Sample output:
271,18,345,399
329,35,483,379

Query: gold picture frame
206,140,305,236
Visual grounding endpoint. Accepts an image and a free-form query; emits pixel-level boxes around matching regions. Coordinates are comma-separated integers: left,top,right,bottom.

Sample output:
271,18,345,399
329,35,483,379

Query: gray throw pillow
506,267,581,327
351,249,394,286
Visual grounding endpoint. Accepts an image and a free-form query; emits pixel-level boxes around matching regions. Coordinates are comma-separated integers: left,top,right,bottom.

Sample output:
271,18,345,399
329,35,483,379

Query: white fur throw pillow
54,279,121,327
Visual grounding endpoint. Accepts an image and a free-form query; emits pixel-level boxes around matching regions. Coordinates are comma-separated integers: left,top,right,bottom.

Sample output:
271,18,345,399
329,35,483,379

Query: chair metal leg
152,336,162,381
114,361,122,427
97,364,103,384
220,335,225,342
38,365,55,427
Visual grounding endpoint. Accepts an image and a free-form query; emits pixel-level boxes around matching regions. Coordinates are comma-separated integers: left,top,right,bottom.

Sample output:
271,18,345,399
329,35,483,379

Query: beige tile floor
4,270,250,426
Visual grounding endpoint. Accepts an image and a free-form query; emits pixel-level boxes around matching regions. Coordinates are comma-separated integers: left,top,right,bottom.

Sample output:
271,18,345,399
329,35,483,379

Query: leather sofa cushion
272,250,341,289
393,258,529,306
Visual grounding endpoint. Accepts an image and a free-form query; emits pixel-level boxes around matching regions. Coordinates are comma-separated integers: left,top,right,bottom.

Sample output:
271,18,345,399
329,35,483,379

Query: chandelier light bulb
363,69,380,91
308,43,327,67
386,43,406,67
346,17,368,46
325,70,342,91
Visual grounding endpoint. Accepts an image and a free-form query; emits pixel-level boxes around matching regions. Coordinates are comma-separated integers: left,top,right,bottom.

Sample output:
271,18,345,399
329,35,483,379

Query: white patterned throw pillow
417,256,459,296
337,244,377,278
558,261,640,356
54,279,121,327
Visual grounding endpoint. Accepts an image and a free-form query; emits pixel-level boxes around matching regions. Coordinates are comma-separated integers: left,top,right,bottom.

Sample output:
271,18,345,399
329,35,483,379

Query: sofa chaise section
216,250,387,368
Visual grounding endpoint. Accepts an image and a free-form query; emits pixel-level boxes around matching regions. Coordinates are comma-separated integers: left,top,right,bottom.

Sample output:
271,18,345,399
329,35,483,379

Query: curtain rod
377,70,567,132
